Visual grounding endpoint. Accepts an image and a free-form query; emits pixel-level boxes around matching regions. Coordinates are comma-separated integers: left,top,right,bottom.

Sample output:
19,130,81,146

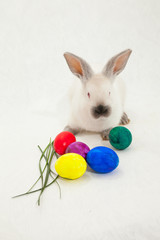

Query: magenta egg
65,142,90,159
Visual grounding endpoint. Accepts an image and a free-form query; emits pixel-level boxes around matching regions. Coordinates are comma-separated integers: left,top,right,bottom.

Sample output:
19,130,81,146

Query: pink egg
65,142,90,159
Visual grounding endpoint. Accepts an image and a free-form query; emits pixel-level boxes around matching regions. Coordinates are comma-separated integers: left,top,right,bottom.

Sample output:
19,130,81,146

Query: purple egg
65,142,90,159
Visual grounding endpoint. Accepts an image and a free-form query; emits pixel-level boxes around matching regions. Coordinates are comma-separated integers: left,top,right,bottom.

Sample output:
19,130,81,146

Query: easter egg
109,126,132,150
65,142,90,159
53,131,76,155
86,146,119,173
55,153,87,179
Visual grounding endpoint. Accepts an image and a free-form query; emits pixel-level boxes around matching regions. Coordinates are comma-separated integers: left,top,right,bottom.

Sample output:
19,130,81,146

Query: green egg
109,126,132,150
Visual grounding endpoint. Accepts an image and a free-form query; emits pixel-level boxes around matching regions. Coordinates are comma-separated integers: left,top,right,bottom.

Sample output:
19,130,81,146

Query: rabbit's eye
87,92,90,98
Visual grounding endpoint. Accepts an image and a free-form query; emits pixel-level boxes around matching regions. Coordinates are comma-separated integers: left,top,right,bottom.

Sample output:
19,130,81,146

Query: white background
0,0,160,239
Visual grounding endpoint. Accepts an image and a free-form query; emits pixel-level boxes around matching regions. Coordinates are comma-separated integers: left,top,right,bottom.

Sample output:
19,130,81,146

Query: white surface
0,0,160,239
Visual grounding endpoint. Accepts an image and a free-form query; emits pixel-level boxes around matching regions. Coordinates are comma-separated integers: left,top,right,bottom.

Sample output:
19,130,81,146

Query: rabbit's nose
95,105,106,114
92,105,111,118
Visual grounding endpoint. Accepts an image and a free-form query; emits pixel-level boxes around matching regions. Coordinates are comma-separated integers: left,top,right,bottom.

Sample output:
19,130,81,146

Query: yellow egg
55,153,87,180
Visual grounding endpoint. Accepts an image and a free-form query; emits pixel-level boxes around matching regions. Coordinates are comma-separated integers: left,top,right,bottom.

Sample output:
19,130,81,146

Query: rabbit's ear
102,49,132,78
64,52,93,81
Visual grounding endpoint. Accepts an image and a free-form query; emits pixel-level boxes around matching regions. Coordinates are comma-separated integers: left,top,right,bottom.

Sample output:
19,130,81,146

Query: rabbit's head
64,49,132,119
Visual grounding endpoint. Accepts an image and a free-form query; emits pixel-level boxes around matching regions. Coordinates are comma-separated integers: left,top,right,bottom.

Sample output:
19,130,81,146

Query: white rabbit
63,49,132,140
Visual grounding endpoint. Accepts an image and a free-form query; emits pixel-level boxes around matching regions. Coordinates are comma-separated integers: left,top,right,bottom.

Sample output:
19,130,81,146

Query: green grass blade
27,142,52,193
39,156,44,189
12,175,59,199
38,139,52,197
27,164,47,193
37,145,54,205
12,139,61,204
37,163,50,205
38,145,57,175
50,170,61,199
40,144,61,199
55,151,59,159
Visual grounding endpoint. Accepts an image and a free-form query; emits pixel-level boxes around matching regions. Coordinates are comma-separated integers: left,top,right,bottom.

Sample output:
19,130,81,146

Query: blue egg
86,146,119,173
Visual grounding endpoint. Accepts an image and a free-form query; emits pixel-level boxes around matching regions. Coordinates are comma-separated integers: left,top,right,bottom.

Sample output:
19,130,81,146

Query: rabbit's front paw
119,112,130,125
101,128,112,140
64,125,80,135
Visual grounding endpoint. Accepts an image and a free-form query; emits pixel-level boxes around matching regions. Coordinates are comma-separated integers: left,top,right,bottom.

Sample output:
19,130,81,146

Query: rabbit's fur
63,49,132,140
